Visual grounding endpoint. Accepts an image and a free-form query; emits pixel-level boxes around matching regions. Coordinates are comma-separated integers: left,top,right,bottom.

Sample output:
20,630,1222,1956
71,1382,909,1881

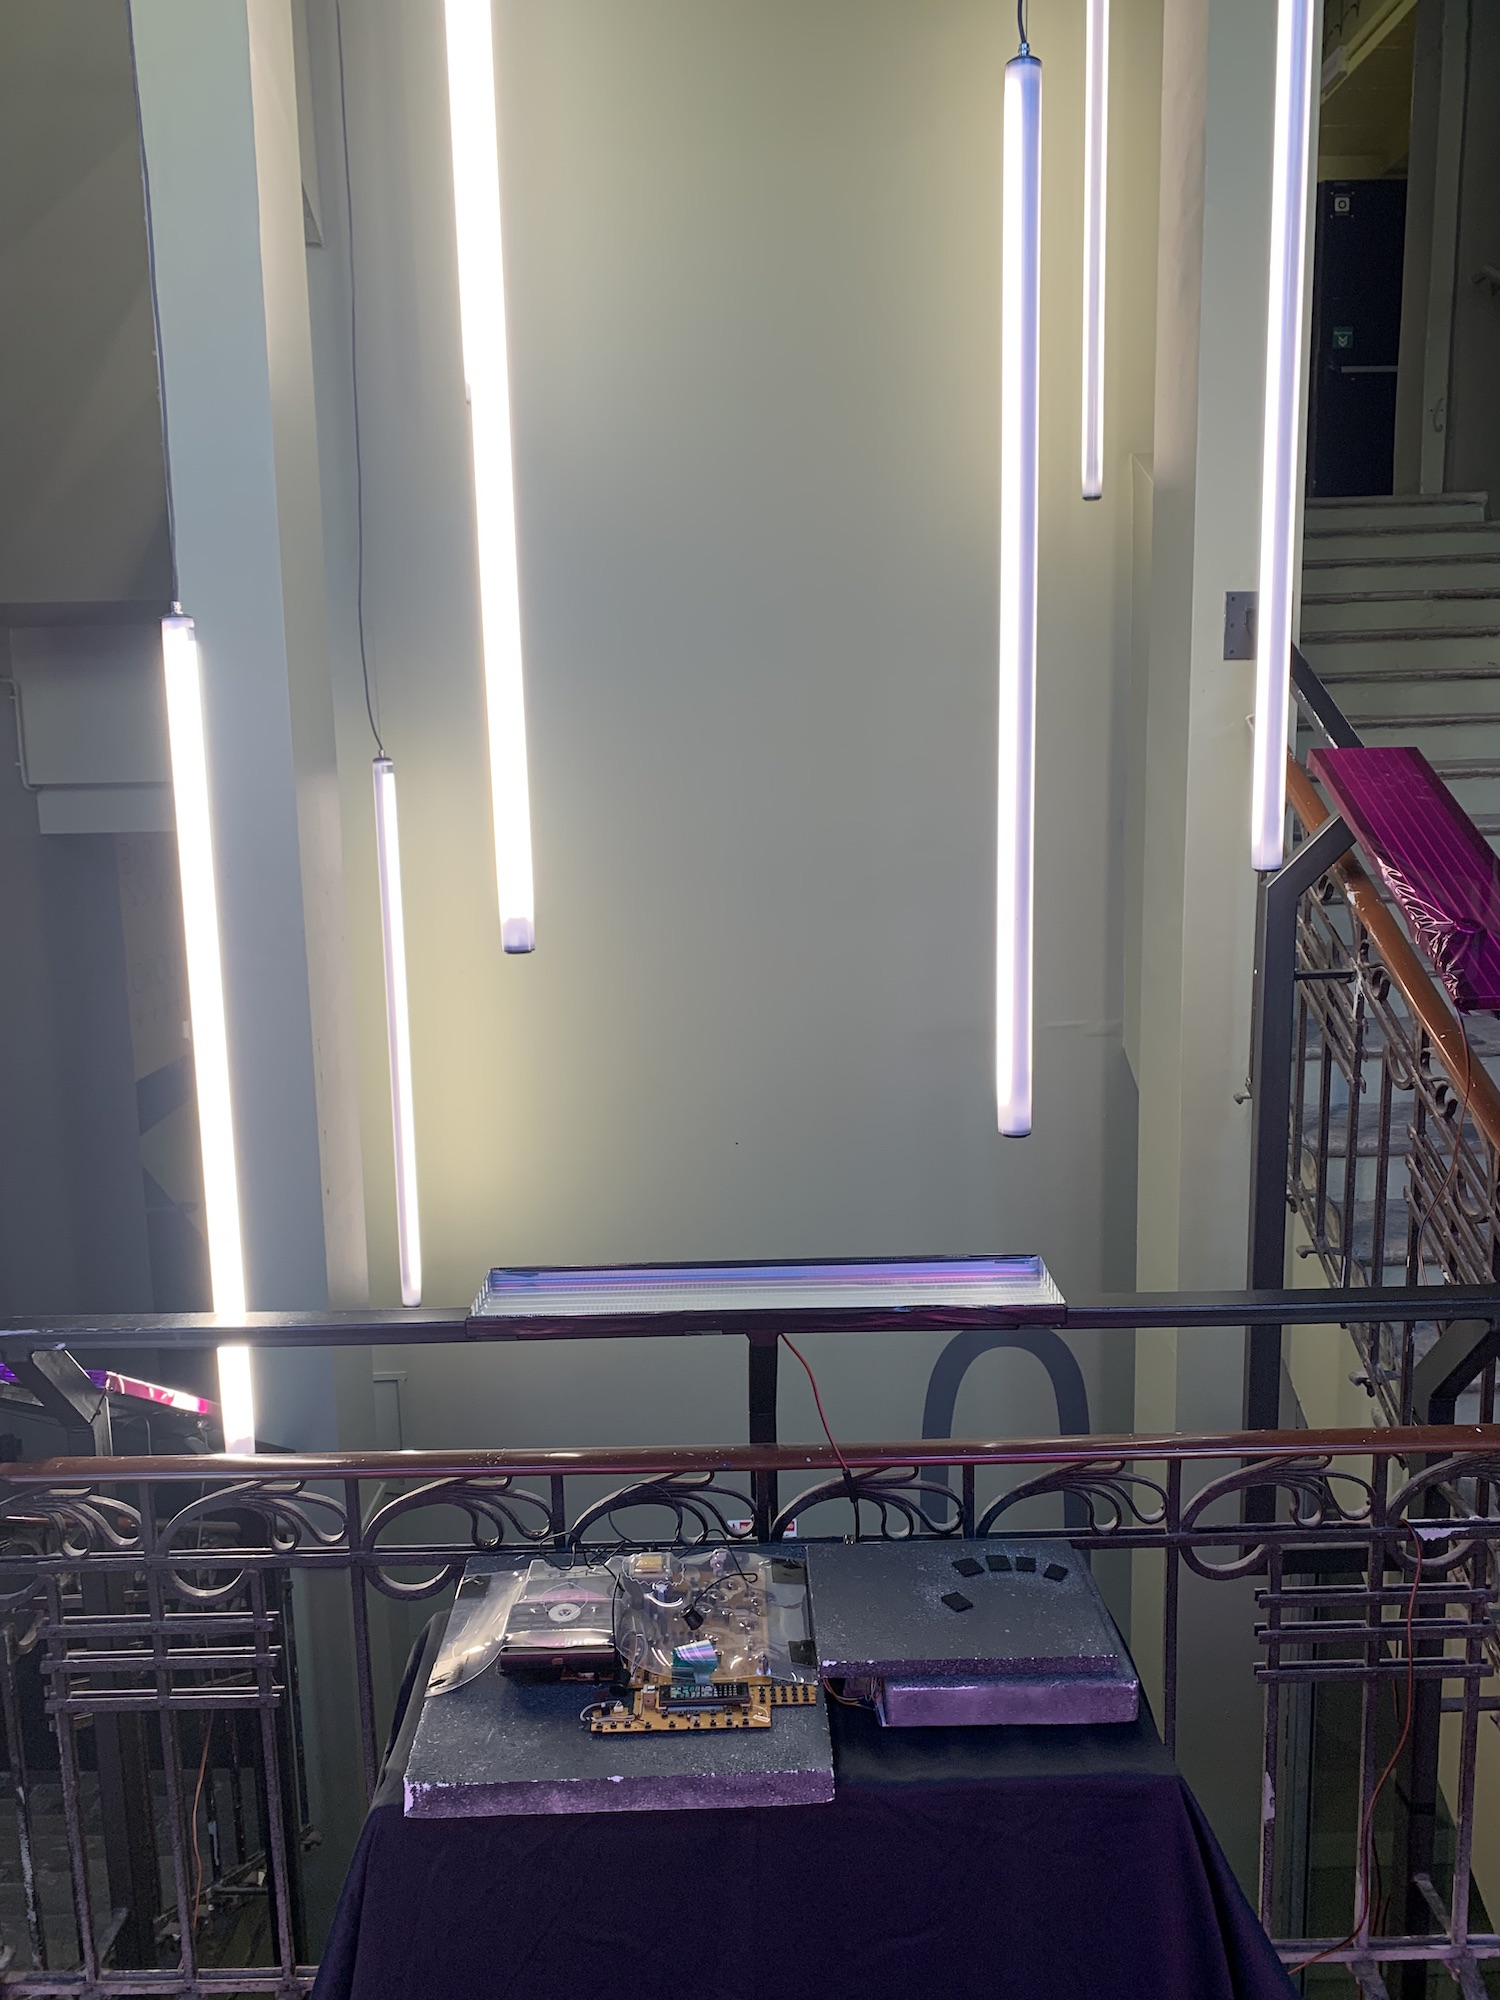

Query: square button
951,1556,984,1579
940,1591,974,1614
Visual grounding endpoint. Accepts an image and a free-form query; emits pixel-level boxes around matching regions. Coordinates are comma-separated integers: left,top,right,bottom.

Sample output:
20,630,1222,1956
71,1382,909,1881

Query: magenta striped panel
1308,745,1500,1012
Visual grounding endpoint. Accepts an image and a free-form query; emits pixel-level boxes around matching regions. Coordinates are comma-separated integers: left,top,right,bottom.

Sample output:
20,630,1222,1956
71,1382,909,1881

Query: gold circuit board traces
587,1679,819,1735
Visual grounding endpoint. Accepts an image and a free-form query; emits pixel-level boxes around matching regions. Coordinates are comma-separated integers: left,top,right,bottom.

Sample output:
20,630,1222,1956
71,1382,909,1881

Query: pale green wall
1128,0,1298,1883
301,0,1162,1456
0,0,171,606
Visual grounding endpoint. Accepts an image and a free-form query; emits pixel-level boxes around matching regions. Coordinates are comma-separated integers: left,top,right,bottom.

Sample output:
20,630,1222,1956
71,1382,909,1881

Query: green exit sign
1333,326,1354,351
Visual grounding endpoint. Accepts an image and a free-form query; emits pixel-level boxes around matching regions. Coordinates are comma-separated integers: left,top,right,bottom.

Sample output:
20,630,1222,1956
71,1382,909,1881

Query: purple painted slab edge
403,1766,836,1817
876,1675,1140,1728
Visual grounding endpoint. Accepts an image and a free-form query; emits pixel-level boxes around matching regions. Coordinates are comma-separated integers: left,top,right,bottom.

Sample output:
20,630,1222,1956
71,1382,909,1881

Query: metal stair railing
1246,648,1500,1444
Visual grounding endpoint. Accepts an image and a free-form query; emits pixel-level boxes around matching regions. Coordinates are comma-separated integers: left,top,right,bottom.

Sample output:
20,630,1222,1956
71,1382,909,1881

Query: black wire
1017,0,1029,51
335,0,385,757
125,5,180,605
682,1547,754,1625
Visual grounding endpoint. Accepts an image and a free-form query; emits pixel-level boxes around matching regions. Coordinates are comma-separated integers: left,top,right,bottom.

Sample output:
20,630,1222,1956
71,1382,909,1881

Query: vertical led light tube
1251,0,1316,870
997,50,1042,1138
161,616,254,1454
1080,0,1109,500
372,758,422,1307
443,0,536,953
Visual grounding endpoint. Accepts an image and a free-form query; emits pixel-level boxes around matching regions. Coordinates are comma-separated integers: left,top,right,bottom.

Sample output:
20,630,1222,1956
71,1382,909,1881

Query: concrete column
1394,0,1469,496
1134,0,1286,1401
130,0,369,1447
1128,0,1302,1885
1435,2,1500,504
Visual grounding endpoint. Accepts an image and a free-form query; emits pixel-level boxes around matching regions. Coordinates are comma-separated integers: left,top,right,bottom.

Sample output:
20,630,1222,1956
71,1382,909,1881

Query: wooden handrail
10,1424,1498,1482
1286,752,1500,1156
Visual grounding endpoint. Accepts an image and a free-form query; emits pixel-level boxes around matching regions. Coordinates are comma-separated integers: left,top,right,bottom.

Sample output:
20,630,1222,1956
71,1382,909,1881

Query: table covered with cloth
312,1614,1296,2000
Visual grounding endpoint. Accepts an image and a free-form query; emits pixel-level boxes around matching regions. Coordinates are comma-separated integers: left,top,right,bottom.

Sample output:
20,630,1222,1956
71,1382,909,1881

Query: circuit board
587,1679,819,1735
613,1550,773,1683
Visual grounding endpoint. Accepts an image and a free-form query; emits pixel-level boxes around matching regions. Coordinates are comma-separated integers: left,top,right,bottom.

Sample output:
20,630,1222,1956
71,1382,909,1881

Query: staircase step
1309,684,1500,734
1300,630,1500,675
1344,710,1500,728
1301,591,1500,637
1314,663,1500,684
1305,493,1489,530
1339,718,1500,754
1431,758,1500,780
1298,494,1500,840
1304,554,1500,593
1303,523,1500,560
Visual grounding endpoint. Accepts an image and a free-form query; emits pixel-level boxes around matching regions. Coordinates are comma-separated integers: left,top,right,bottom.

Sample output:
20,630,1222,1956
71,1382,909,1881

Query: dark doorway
1307,178,1408,497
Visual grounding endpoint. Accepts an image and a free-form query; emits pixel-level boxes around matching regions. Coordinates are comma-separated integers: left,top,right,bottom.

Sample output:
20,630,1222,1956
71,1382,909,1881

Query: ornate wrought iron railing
0,1425,1498,1995
1278,729,1500,1436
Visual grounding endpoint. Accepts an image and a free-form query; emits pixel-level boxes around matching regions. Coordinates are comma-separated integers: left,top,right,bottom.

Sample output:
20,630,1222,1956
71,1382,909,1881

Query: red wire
777,1333,854,1488
1290,1526,1425,1973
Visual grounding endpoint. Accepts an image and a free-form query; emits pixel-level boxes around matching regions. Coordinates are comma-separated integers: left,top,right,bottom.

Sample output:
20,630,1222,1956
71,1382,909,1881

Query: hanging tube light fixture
1080,0,1108,500
161,614,254,1453
997,31,1042,1138
372,758,422,1306
443,0,536,952
1251,0,1316,871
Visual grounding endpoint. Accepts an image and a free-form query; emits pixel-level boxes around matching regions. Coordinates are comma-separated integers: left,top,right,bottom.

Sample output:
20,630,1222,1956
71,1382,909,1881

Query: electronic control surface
404,1551,833,1817
807,1539,1139,1727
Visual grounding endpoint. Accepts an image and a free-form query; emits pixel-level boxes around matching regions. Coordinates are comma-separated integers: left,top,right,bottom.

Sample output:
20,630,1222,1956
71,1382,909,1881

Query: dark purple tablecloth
312,1617,1295,2000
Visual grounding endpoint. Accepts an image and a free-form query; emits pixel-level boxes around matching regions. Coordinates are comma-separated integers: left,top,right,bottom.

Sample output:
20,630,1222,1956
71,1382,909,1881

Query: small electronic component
496,1561,618,1679
807,1540,1140,1727
672,1640,720,1682
586,1679,818,1734
580,1549,819,1736
663,1678,749,1709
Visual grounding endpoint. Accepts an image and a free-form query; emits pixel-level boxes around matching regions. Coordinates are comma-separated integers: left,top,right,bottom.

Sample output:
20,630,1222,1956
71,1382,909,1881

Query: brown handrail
1287,753,1500,1156
11,1423,1497,1483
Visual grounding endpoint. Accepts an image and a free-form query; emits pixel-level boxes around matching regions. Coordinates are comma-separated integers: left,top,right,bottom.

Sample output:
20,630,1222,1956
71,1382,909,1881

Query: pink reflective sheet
1308,744,1500,1012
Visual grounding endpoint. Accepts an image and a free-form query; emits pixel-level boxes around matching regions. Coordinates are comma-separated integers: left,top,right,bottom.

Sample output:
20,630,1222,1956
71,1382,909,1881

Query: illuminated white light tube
161,615,254,1454
1251,0,1316,871
997,51,1042,1139
443,0,536,953
372,758,422,1307
1081,0,1108,501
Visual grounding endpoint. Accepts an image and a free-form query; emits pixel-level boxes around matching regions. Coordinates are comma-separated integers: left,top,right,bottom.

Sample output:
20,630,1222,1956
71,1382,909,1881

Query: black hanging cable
335,0,385,758
1017,0,1029,53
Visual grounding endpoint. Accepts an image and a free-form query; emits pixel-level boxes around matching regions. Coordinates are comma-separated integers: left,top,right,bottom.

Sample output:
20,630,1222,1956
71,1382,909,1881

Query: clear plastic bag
612,1549,815,1684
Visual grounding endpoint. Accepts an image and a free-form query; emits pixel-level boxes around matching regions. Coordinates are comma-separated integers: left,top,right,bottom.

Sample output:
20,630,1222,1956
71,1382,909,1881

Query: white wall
301,0,1162,1452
